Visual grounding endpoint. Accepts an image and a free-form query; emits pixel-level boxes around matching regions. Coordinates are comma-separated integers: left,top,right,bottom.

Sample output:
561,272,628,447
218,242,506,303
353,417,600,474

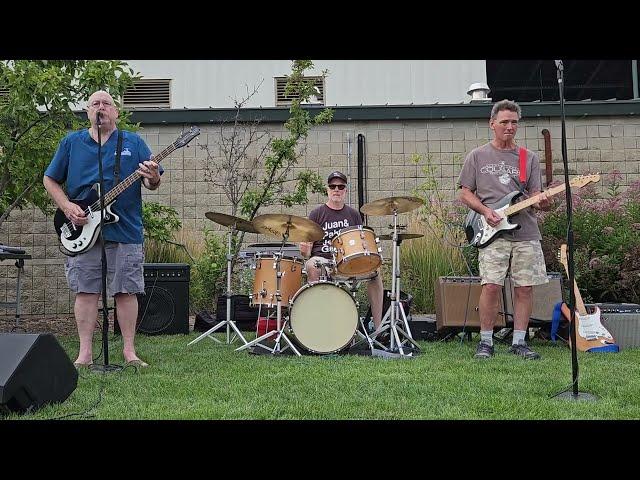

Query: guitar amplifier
586,303,640,350
503,272,563,323
435,277,505,330
115,263,190,335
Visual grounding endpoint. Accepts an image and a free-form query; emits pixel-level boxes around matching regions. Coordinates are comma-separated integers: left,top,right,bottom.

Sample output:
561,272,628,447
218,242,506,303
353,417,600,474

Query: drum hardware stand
188,224,248,347
236,229,302,356
370,210,421,357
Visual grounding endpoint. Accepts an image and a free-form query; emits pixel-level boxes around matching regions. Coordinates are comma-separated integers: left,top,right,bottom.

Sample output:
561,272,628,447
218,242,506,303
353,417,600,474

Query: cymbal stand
236,228,302,356
370,208,421,356
188,223,248,346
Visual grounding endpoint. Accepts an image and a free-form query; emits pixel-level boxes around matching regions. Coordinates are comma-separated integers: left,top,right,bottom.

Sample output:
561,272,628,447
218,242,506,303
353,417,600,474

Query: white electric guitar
558,244,618,352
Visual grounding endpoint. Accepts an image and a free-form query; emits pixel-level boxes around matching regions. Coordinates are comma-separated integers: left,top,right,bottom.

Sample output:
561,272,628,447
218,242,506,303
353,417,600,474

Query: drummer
299,171,384,331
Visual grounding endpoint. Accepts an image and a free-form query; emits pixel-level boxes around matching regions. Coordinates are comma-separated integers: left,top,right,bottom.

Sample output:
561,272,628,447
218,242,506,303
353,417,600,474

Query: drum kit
188,195,425,358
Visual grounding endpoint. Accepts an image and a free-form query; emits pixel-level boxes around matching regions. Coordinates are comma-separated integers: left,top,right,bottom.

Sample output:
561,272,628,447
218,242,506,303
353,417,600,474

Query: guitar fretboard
88,141,178,212
504,183,567,216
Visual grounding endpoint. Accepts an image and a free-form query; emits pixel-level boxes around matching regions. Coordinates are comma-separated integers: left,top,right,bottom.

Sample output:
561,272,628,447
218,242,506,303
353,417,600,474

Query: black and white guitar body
464,190,522,248
53,183,118,255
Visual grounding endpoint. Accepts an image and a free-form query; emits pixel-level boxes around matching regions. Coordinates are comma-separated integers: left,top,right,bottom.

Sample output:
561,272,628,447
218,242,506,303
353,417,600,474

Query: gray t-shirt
457,142,542,241
309,204,363,258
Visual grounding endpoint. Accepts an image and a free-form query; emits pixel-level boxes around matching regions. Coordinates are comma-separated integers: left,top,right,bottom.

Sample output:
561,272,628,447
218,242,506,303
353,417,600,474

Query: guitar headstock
174,126,201,149
569,173,600,188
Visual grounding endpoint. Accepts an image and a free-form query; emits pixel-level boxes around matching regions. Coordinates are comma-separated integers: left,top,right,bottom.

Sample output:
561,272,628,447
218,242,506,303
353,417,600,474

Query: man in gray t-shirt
300,171,384,330
458,100,551,361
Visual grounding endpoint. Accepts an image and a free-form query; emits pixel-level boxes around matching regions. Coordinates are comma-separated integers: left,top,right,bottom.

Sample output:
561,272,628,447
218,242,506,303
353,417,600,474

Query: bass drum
288,281,359,354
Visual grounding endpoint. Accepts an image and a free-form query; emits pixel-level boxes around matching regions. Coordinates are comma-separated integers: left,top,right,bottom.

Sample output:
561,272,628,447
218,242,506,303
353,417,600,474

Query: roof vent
467,82,492,103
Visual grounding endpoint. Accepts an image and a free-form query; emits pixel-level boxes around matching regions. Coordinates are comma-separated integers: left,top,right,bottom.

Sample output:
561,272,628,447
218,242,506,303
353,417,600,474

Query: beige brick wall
2,115,639,315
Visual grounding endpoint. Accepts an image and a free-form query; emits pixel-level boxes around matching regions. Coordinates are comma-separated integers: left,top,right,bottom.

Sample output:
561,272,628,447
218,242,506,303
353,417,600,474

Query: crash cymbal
205,212,258,233
360,196,424,216
252,214,324,242
378,233,424,241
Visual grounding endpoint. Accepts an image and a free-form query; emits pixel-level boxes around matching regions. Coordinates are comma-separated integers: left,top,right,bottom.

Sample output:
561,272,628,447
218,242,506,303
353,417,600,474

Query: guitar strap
518,146,527,183
511,147,528,194
114,129,123,187
112,129,123,205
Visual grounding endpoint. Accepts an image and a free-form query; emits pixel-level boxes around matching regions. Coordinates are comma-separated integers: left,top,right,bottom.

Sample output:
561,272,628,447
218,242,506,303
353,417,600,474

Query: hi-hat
205,212,258,233
378,233,424,241
252,214,324,242
360,196,424,216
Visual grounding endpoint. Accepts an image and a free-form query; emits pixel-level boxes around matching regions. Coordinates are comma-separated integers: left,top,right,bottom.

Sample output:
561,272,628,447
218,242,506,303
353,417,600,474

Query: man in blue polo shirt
44,90,162,369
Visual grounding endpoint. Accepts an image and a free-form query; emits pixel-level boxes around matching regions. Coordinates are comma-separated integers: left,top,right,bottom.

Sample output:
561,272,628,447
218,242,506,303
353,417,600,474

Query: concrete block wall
2,115,639,315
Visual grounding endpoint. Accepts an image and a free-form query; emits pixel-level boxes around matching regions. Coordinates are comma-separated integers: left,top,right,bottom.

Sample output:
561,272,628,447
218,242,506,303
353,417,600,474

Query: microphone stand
553,60,595,401
91,112,121,373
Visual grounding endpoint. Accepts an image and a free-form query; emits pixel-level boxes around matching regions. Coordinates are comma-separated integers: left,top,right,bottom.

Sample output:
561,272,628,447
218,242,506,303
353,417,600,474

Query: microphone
96,111,102,126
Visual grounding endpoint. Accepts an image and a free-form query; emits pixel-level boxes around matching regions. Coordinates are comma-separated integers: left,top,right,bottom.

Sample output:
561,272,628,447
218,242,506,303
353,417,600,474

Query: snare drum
332,226,382,276
288,281,359,354
251,255,303,308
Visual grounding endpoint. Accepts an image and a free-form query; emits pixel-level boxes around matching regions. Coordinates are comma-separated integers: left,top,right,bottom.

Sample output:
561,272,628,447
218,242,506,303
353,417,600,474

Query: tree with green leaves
200,59,334,275
0,60,139,229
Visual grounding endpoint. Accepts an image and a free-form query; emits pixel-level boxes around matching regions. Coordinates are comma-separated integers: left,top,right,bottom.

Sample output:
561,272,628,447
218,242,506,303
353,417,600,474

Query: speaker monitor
0,333,78,414
115,263,190,335
435,276,505,330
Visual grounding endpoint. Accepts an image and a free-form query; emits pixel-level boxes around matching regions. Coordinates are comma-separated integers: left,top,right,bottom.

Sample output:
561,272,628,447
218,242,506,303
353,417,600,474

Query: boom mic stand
553,60,595,401
91,111,122,373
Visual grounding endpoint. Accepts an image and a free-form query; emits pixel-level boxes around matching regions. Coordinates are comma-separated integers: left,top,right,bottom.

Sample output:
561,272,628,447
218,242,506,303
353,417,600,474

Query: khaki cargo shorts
478,238,548,287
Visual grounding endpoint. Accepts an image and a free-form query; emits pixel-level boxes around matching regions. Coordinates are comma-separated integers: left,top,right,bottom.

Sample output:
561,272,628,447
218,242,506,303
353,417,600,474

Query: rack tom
331,226,382,276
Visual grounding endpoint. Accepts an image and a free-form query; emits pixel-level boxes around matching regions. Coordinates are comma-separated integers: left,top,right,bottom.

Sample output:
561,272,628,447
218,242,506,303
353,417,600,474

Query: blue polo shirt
45,129,159,244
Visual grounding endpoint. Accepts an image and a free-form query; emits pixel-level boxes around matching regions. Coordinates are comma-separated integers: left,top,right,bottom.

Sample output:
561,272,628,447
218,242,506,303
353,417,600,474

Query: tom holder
188,223,248,347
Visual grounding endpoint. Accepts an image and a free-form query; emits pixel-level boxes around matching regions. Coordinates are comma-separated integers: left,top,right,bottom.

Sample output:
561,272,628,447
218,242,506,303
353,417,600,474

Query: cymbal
252,214,324,242
378,233,424,241
205,212,258,233
360,196,424,216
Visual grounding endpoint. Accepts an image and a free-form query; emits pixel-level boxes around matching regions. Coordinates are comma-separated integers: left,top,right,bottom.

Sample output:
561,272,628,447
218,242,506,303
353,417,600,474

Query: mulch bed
0,315,80,336
0,314,197,336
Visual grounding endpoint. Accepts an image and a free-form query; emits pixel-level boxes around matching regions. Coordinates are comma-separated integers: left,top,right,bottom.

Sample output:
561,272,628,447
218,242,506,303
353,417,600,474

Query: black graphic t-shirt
309,204,363,258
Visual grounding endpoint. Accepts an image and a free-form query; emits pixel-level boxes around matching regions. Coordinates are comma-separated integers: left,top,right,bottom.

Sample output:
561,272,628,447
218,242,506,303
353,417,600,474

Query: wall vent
275,76,324,106
122,79,171,109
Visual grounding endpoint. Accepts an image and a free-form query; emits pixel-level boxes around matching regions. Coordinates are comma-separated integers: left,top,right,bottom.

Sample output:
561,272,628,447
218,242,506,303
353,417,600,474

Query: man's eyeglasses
328,184,346,190
89,100,113,108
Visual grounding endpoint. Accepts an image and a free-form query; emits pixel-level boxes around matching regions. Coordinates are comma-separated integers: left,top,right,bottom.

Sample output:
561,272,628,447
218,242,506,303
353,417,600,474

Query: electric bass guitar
464,174,600,248
54,126,200,256
557,243,618,352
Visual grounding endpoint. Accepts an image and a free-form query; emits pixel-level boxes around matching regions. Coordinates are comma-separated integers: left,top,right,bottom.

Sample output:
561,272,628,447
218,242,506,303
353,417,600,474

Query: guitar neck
504,183,566,216
571,279,588,316
100,143,177,206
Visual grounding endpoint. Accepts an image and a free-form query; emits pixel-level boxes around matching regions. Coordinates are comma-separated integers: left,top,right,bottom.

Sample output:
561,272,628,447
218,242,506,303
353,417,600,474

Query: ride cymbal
378,233,424,241
252,214,324,242
204,212,258,233
360,196,424,216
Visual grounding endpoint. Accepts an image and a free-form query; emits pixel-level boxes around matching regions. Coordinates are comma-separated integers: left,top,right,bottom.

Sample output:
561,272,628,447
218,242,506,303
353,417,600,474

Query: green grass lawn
6,332,640,420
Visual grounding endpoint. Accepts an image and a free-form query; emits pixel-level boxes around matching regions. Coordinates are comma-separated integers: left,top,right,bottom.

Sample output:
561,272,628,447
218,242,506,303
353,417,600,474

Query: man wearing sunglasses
300,171,384,330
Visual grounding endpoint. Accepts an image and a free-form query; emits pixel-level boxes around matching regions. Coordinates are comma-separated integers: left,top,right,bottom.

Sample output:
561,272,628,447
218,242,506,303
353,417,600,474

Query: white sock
512,329,526,345
480,330,493,346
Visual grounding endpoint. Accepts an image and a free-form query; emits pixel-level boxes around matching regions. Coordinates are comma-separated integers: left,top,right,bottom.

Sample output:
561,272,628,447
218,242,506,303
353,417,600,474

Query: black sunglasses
328,184,346,190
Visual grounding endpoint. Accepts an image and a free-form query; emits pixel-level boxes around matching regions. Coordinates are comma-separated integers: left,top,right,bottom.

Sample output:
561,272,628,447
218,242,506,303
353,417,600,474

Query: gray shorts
64,242,145,296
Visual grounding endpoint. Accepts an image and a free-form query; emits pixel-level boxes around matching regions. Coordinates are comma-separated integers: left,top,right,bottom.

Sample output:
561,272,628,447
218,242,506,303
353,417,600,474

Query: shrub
539,171,640,303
